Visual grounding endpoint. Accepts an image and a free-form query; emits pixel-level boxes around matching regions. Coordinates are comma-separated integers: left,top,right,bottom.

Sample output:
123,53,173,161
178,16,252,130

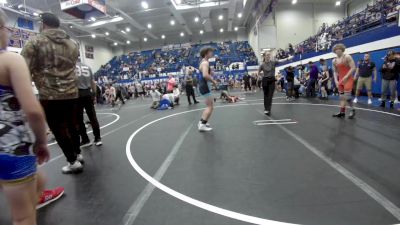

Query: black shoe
348,109,356,119
94,138,102,146
194,101,199,104
264,110,271,116
80,140,92,148
333,112,345,118
390,101,394,109
380,101,386,108
189,102,192,105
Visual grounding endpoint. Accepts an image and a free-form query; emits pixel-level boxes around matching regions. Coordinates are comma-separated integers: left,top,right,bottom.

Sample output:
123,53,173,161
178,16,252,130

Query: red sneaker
36,187,65,209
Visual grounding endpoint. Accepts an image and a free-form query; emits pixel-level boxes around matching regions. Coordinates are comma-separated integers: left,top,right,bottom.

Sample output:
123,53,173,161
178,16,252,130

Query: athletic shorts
356,76,372,92
0,153,36,183
338,77,354,93
199,81,212,97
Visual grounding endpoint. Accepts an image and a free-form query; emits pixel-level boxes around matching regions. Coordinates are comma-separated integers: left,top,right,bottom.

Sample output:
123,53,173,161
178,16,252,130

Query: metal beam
107,2,158,40
167,3,193,35
200,9,213,32
227,0,237,31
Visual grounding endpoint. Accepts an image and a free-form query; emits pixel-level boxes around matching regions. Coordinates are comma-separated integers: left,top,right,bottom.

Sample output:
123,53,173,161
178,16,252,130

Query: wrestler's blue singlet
0,84,35,181
198,59,212,97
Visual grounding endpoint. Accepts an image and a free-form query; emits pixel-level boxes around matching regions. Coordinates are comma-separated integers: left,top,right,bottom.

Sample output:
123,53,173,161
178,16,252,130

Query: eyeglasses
0,26,13,33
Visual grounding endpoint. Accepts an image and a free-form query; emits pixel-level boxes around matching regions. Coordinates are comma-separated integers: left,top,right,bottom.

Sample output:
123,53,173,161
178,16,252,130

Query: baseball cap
40,12,60,28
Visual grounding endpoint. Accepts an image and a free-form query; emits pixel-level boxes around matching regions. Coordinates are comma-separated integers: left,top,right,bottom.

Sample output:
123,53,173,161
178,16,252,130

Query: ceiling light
170,20,175,26
69,25,73,29
292,0,297,4
126,40,131,44
180,32,184,37
220,28,224,33
105,32,109,36
194,17,199,22
161,34,165,39
237,13,242,18
143,37,148,42
141,1,149,9
121,30,126,34
147,23,152,29
335,1,341,6
114,42,118,46
126,27,131,32
218,15,223,20
0,0,7,4
234,27,238,31
33,12,39,16
17,4,23,9
176,0,182,4
199,30,204,34
91,34,96,38
90,17,96,21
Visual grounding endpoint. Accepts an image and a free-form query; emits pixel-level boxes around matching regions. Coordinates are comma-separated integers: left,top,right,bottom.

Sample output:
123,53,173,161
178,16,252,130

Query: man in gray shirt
76,61,102,146
258,53,279,116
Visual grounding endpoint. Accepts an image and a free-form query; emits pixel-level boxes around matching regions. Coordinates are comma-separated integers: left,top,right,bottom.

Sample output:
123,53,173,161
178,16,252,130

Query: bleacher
95,41,258,82
276,0,400,62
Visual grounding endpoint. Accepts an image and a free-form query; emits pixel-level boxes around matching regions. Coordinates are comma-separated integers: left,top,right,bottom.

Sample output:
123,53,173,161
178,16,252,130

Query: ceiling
1,0,251,46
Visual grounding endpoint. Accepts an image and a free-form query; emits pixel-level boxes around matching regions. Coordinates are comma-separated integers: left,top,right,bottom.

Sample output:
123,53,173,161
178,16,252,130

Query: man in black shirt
380,50,399,108
243,72,251,92
353,53,377,105
285,66,295,101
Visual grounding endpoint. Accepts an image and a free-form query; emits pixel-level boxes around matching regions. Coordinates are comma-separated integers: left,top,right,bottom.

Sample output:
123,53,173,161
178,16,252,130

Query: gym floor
1,91,400,225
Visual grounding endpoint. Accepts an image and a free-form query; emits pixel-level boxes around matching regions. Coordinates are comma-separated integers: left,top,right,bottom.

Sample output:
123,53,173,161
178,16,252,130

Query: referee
258,53,279,116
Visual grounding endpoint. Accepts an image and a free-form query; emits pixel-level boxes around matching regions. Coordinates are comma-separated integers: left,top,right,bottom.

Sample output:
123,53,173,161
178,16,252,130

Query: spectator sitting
150,86,162,109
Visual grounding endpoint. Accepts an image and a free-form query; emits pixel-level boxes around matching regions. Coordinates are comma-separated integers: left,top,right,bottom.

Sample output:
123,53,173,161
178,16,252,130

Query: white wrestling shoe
353,98,358,103
368,98,373,105
198,122,213,132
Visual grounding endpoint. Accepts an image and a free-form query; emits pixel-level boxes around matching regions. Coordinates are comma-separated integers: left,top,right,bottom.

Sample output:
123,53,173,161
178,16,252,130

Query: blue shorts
0,153,36,182
200,81,212,97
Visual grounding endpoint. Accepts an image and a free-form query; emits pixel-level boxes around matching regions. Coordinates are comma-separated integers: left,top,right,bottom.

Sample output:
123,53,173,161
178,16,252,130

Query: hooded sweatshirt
21,29,79,100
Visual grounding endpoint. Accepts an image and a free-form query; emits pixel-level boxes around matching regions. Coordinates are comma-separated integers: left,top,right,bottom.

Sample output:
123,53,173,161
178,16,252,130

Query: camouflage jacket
21,29,79,100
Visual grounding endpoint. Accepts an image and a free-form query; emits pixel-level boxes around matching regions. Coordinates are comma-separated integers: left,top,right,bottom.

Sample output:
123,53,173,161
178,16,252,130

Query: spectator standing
258,53,278,116
307,61,319,97
75,61,102,147
167,74,176,93
21,13,83,173
285,66,295,101
185,68,199,105
243,72,251,92
353,53,377,104
380,50,400,108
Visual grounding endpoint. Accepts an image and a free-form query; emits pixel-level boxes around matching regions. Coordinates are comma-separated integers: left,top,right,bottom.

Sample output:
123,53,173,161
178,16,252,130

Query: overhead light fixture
69,25,73,29
114,42,118,46
121,30,126,34
237,13,242,18
0,0,8,4
105,32,109,36
161,34,166,39
33,12,39,16
143,37,148,42
218,15,223,20
17,4,23,9
180,32,184,37
176,0,182,4
220,28,224,33
335,1,341,6
147,23,152,29
170,20,175,26
199,30,204,34
292,0,297,4
126,27,131,32
194,17,199,22
91,34,96,38
90,17,96,21
234,26,238,31
141,1,149,9
126,40,131,44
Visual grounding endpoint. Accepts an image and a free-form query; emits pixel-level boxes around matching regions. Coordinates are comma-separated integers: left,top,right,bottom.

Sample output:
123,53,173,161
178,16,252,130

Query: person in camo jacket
21,12,83,174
